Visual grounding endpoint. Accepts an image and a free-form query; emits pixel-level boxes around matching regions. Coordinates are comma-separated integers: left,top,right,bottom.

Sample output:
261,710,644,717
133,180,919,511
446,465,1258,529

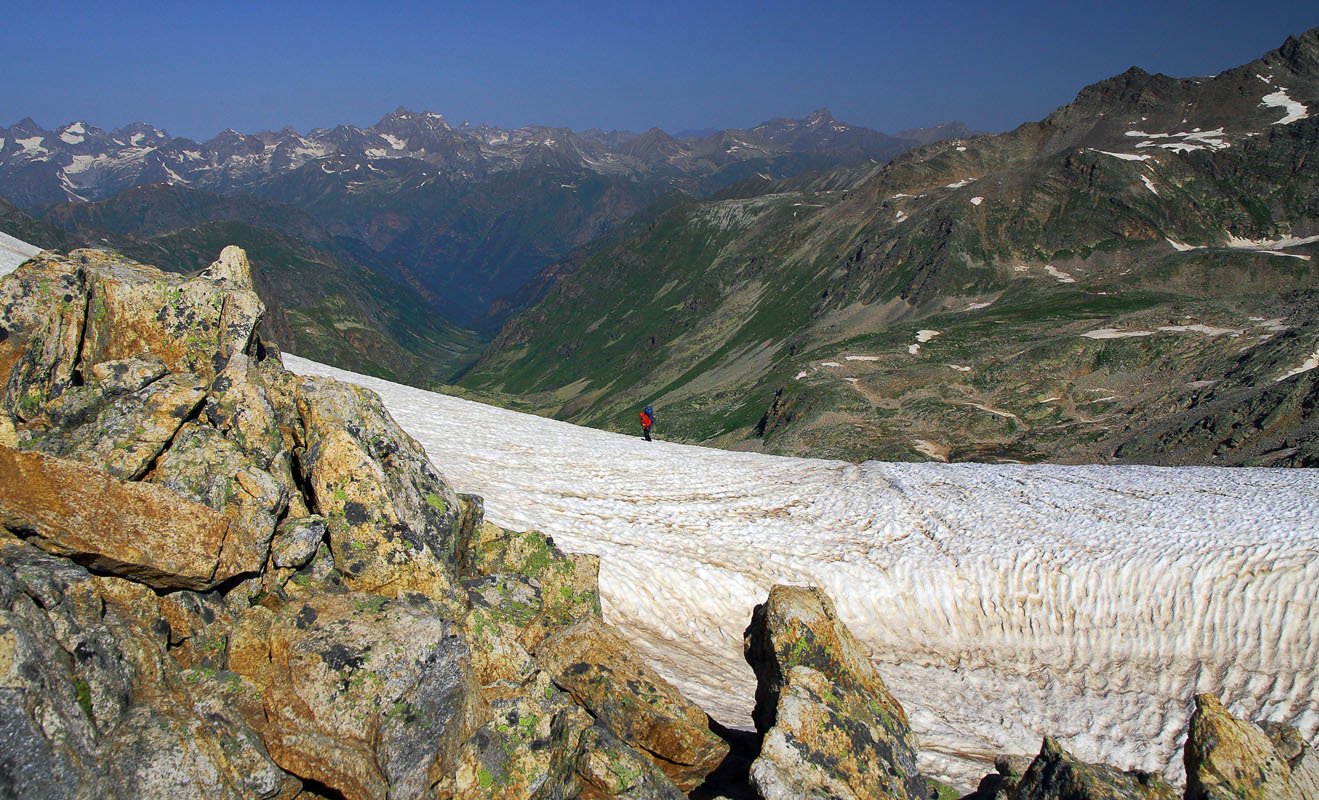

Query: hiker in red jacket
639,405,654,441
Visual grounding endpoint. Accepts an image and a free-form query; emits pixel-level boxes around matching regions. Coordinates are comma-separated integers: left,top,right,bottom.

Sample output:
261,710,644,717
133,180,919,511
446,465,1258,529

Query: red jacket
639,411,653,427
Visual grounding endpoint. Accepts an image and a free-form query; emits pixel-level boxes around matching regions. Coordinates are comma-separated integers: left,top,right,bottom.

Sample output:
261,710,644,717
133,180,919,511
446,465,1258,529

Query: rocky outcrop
0,534,300,800
1184,693,1319,800
535,615,729,791
1012,737,1176,800
250,593,487,800
0,445,239,590
743,584,926,800
0,245,715,799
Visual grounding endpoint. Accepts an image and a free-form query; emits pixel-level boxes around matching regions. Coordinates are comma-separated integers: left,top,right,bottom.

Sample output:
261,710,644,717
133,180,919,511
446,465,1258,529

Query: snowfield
0,231,41,275
285,354,1319,787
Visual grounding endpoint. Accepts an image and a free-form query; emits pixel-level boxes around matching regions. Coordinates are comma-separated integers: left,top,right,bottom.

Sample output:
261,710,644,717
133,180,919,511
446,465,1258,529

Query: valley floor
286,353,1319,788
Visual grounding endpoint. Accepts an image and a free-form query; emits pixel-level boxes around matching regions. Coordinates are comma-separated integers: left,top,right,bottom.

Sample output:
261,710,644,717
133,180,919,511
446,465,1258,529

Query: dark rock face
744,584,926,800
1013,737,1176,800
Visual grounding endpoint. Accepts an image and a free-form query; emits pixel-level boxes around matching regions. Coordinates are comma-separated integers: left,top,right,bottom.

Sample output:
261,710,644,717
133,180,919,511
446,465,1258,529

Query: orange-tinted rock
0,445,234,590
534,615,727,791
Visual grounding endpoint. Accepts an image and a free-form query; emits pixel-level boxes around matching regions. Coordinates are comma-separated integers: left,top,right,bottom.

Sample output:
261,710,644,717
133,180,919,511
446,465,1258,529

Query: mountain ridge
458,26,1319,467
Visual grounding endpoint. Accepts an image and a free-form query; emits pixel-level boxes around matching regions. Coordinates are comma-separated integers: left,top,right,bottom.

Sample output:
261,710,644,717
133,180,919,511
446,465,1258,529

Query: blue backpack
643,405,654,421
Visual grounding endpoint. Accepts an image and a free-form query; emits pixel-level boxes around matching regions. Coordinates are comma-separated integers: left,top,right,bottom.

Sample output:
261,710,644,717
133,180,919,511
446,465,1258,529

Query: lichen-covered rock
253,592,487,800
101,693,299,800
455,507,601,648
0,534,295,800
0,256,87,426
452,672,592,799
534,615,728,792
965,754,1034,799
78,247,265,382
202,353,286,470
296,376,462,601
25,370,207,480
0,534,117,798
1185,693,1317,800
271,515,328,570
278,540,347,600
462,574,541,693
1014,737,1176,800
744,584,925,800
1259,722,1319,799
150,422,287,580
88,353,167,396
0,446,239,590
573,723,687,800
153,587,234,670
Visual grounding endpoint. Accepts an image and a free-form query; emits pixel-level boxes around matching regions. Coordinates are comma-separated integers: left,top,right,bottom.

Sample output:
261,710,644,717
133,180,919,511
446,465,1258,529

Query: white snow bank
1277,343,1319,382
945,179,973,189
1158,324,1242,336
15,136,46,155
845,355,880,362
970,196,984,206
1083,329,1155,339
1261,89,1309,125
0,231,42,277
1044,265,1075,283
1128,127,1230,152
283,354,1319,787
1141,175,1159,195
1083,324,1241,340
1168,233,1317,261
1224,233,1319,250
1095,150,1150,162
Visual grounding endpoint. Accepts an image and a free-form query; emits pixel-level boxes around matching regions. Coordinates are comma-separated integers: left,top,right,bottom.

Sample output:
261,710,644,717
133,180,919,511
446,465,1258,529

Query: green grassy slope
460,29,1319,466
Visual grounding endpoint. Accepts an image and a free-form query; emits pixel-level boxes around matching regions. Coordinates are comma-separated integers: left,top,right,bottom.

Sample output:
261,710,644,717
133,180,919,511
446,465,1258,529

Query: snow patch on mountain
1261,88,1309,125
1095,149,1150,161
1167,233,1317,260
1128,127,1230,152
1277,343,1319,382
1044,264,1075,283
281,353,1319,787
15,136,46,155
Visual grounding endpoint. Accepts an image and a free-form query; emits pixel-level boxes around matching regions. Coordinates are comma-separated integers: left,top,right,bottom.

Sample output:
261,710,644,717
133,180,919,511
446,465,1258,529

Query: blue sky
3,0,1315,139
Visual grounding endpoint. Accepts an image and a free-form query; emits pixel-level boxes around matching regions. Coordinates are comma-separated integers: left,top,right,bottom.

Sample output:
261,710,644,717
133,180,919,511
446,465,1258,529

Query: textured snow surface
284,354,1319,787
0,231,41,277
